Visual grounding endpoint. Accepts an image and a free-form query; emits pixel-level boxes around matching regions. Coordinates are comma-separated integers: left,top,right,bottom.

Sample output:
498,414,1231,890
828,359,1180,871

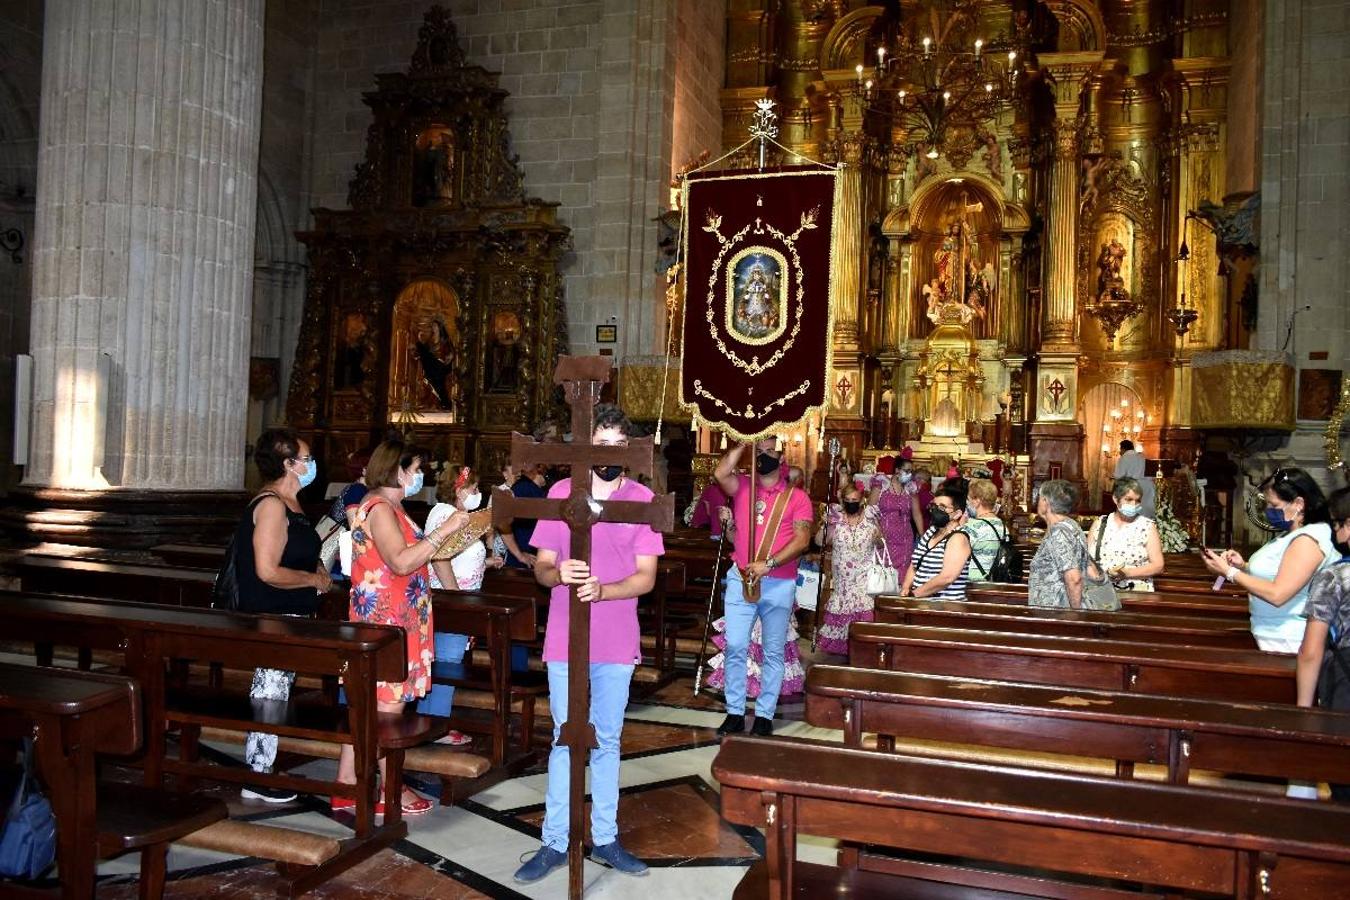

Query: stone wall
0,0,43,491
309,0,725,361
1247,0,1350,512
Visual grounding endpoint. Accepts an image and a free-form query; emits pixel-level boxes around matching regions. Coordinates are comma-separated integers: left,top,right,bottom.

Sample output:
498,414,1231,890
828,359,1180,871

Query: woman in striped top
901,484,974,601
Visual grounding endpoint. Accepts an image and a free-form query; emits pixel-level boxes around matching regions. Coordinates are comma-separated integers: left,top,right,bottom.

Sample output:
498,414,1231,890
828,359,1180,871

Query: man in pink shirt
689,479,731,539
713,436,814,737
513,405,665,883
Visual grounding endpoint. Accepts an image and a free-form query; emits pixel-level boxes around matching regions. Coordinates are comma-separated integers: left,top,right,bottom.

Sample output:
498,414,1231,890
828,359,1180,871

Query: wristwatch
765,556,778,570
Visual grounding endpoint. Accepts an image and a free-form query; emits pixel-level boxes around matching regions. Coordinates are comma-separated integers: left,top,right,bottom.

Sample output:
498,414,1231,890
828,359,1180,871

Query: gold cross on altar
491,356,676,899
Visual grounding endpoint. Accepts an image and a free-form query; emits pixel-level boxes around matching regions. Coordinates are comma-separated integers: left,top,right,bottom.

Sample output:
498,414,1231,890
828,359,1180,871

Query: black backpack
1318,637,1350,712
982,517,1023,584
211,493,276,611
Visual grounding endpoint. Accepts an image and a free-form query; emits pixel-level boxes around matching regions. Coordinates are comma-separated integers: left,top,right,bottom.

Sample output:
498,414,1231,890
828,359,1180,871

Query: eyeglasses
292,455,313,464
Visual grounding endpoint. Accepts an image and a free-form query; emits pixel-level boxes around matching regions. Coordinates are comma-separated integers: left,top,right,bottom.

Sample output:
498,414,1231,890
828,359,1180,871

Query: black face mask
929,505,951,528
842,500,862,515
756,453,780,476
592,465,623,482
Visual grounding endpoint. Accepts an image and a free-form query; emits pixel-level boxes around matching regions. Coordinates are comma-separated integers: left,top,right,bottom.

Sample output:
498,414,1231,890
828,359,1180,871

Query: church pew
0,590,460,895
874,595,1257,649
804,665,1350,788
848,623,1294,704
961,582,1251,620
428,588,542,802
0,663,229,900
714,735,1350,899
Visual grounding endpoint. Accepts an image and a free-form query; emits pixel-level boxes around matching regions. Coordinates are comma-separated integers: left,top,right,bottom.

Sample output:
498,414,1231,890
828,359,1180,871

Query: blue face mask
404,470,424,498
1265,506,1291,531
294,459,316,490
1118,503,1141,519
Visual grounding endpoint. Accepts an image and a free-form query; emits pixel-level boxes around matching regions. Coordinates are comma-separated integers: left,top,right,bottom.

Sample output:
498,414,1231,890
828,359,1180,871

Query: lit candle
877,46,886,66
898,89,907,102
855,63,864,83
1008,50,1017,64
985,82,994,93
974,38,983,58
865,79,873,93
922,36,932,56
942,90,951,101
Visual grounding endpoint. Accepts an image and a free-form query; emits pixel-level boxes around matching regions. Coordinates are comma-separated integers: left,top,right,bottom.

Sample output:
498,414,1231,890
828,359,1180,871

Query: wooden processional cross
491,356,676,899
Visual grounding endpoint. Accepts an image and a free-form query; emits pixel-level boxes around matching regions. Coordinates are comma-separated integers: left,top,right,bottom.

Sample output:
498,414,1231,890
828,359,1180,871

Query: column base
1,487,249,552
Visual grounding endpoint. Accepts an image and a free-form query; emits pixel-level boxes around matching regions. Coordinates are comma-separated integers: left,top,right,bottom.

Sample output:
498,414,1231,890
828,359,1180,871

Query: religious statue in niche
487,310,522,394
413,126,456,207
335,312,371,390
923,191,992,326
388,279,461,417
1096,238,1128,301
728,250,785,343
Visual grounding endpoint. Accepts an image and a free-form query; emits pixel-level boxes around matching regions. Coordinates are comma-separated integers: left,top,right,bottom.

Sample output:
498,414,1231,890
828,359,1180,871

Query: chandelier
852,0,1027,159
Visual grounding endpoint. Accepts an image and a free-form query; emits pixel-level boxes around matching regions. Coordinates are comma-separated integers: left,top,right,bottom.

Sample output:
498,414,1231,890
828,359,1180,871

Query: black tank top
233,493,322,615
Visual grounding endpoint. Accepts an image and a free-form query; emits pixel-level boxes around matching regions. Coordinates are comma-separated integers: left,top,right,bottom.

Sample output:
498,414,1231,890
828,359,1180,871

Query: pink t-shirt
729,473,814,580
529,477,666,665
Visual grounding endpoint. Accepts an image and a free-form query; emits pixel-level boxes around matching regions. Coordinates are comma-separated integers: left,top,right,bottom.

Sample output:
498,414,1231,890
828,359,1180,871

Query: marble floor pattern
25,654,1294,897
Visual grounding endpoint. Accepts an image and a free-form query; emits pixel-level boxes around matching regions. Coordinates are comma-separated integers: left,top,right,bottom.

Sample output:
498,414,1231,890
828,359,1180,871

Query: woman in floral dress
333,439,468,816
870,458,923,578
815,484,883,655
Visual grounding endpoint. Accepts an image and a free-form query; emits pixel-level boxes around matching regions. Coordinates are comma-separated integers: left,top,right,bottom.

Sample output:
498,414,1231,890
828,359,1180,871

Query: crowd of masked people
689,444,1350,802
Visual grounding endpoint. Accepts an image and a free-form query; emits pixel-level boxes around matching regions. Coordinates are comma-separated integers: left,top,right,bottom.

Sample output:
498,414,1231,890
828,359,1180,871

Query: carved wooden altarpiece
287,6,570,474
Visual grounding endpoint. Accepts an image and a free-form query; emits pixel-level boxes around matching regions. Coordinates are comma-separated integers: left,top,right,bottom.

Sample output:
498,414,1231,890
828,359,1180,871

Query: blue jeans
541,661,633,852
417,632,469,718
722,568,795,721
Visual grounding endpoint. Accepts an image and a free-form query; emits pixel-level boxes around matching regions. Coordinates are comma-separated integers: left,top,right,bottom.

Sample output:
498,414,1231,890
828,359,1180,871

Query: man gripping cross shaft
713,436,815,738
512,404,665,884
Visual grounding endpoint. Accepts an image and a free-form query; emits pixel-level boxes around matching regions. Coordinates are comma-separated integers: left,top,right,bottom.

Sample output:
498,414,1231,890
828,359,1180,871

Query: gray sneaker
513,845,567,883
591,841,649,876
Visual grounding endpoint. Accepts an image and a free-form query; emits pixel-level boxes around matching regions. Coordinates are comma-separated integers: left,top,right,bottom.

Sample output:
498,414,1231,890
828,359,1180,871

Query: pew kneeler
96,782,227,900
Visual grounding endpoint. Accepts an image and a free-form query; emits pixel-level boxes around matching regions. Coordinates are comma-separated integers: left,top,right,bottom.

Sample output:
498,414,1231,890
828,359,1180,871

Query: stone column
13,0,263,547
25,0,263,491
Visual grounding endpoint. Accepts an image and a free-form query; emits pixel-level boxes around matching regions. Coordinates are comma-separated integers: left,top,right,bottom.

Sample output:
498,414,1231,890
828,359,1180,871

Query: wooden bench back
848,621,1294,703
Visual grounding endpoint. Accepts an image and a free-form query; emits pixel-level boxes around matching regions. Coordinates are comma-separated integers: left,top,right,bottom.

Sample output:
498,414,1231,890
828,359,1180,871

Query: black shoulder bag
211,492,277,612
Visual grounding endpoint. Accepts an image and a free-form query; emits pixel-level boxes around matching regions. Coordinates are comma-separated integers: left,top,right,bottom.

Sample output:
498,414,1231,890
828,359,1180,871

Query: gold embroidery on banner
701,214,810,375
693,378,812,419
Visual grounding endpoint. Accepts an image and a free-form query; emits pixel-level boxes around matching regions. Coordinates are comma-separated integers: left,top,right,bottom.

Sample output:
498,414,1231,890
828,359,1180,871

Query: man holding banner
713,436,814,738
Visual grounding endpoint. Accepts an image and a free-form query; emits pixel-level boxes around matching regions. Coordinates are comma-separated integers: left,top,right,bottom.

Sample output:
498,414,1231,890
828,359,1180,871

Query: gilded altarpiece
286,8,569,476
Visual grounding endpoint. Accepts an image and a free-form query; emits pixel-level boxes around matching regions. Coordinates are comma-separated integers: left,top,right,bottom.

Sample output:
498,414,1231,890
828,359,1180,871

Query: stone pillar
15,0,262,546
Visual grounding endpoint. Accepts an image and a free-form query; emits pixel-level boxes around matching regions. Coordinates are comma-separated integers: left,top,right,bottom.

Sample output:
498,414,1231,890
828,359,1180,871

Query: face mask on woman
403,469,424,498
898,471,913,484
842,500,862,515
966,504,980,520
460,490,482,511
1264,505,1292,531
1118,502,1141,519
294,459,316,490
929,505,951,529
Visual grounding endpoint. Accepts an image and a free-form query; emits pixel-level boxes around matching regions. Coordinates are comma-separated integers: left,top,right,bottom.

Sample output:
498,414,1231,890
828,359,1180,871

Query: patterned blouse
1028,520,1087,608
1307,562,1350,651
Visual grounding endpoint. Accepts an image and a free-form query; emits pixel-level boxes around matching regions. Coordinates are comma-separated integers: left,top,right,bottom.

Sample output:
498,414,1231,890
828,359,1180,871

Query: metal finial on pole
749,99,778,172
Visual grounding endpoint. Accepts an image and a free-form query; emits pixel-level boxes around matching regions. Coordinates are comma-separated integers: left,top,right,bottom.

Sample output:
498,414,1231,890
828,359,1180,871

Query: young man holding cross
514,404,664,883
714,436,814,737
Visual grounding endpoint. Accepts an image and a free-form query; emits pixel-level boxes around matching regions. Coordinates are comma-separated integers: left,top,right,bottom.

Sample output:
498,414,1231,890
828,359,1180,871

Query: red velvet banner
678,167,838,441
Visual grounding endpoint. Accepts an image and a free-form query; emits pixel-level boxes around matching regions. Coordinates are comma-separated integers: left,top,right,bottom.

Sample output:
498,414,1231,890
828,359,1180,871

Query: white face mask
460,491,482,511
403,470,424,498
898,471,913,484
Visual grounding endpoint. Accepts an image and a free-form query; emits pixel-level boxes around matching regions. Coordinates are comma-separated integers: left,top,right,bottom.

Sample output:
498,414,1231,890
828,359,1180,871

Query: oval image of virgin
726,248,788,345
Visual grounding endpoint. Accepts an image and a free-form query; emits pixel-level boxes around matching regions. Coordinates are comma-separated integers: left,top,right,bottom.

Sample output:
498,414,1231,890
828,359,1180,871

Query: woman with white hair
1027,479,1105,609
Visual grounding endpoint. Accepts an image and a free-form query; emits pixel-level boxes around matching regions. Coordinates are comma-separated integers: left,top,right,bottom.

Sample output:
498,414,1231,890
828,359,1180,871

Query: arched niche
1080,381,1147,511
387,278,462,421
907,176,1006,340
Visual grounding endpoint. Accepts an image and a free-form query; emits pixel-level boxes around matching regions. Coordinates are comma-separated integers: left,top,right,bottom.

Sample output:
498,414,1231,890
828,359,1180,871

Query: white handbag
865,542,900,596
